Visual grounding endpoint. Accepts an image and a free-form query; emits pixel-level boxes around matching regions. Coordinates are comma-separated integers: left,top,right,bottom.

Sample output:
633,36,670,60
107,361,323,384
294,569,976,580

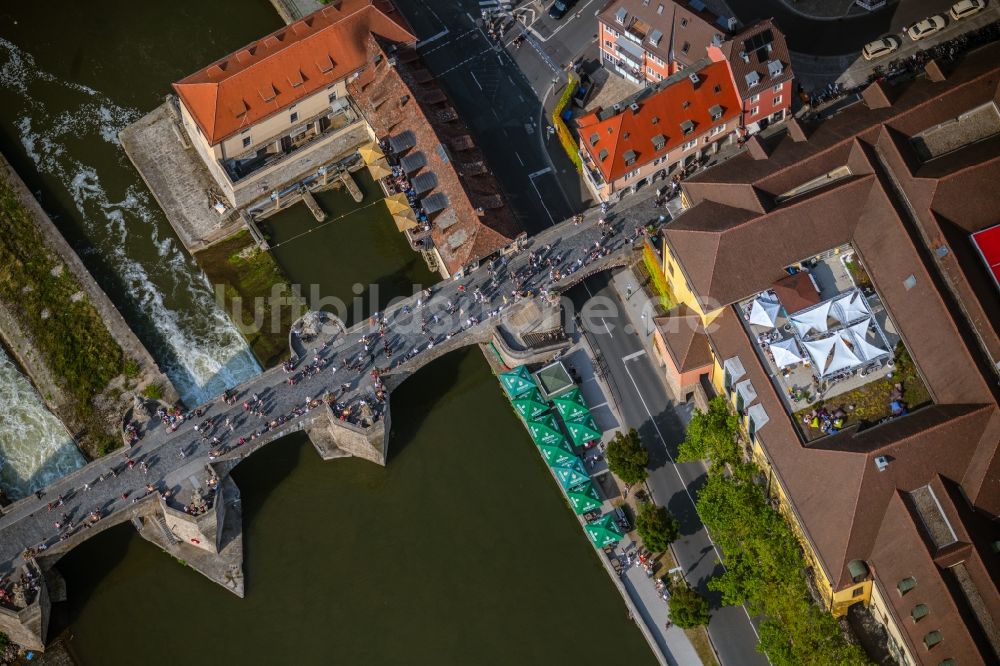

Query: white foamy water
0,40,260,424
0,351,83,500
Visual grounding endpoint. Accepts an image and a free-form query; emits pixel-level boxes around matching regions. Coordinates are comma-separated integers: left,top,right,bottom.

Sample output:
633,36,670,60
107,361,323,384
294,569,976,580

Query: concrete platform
120,101,244,254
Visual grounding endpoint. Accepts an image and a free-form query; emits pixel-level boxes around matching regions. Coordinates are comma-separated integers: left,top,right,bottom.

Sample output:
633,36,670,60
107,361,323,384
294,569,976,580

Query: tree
678,396,741,471
606,428,648,485
668,582,710,629
635,501,679,553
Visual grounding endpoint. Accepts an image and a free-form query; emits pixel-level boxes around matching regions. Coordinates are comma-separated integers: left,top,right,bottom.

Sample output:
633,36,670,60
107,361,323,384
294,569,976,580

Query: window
606,27,618,38
903,274,917,290
750,93,760,103
647,67,654,75
328,91,338,103
623,149,637,166
667,262,674,276
290,112,299,123
709,124,726,137
682,139,697,151
923,631,942,649
749,106,759,117
747,414,756,441
654,72,663,81
898,577,917,595
713,84,721,93
625,168,641,180
773,95,782,105
605,40,614,48
680,17,688,27
773,83,783,93
681,41,690,55
912,604,929,621
852,587,865,598
242,136,252,148
657,3,664,14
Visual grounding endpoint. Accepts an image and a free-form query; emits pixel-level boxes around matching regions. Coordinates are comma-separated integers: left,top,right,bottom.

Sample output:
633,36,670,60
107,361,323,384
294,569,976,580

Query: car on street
907,15,947,41
950,0,987,20
862,35,901,60
548,0,572,19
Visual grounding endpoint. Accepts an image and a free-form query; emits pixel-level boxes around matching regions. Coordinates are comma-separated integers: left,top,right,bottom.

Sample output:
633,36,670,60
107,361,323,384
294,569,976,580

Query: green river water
0,1,653,662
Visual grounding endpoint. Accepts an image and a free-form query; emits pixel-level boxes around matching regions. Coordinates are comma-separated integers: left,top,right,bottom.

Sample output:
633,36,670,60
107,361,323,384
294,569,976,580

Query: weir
0,186,665,651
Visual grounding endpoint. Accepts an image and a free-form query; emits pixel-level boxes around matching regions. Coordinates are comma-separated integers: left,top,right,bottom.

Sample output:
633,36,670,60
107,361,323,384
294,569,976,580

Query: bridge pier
306,403,390,466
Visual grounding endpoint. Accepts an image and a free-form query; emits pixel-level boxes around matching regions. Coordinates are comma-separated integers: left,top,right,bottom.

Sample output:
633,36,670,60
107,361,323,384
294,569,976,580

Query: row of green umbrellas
499,367,620,548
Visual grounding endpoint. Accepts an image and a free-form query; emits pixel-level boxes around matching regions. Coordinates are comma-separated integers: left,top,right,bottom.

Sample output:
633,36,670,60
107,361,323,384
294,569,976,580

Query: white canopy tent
749,293,782,328
825,338,862,376
790,300,833,338
844,318,887,361
770,337,805,368
803,336,837,373
833,291,870,324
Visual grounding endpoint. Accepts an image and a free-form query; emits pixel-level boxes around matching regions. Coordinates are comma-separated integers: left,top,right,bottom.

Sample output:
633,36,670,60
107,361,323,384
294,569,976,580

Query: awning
834,291,870,324
585,514,624,548
747,403,769,432
844,318,886,361
566,481,603,515
538,439,577,467
565,417,602,447
735,379,757,407
551,456,591,490
511,390,550,420
499,366,536,398
803,336,837,372
723,356,746,383
359,142,384,165
825,338,861,375
749,293,782,328
770,337,804,368
367,158,392,180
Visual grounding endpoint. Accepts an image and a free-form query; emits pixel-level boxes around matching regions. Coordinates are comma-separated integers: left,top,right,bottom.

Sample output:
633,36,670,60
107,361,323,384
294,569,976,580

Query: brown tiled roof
655,305,712,372
348,37,521,274
679,47,1000,661
715,19,793,100
770,272,819,314
596,0,733,69
173,0,414,145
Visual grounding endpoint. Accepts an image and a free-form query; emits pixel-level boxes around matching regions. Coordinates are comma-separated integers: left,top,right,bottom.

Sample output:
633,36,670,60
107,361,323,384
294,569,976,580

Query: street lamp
641,312,650,337
626,284,634,300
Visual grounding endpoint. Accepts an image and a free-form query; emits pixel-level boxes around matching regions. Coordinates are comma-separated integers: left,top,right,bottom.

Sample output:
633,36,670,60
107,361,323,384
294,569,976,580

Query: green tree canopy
635,501,679,553
606,428,648,485
678,396,741,471
668,582,710,629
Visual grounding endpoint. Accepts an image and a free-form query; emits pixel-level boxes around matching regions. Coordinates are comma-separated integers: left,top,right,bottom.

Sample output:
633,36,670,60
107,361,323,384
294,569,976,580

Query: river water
0,1,653,662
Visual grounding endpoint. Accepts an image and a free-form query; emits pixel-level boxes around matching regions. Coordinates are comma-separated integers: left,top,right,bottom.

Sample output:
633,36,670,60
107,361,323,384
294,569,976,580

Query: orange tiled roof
577,58,740,182
173,0,415,146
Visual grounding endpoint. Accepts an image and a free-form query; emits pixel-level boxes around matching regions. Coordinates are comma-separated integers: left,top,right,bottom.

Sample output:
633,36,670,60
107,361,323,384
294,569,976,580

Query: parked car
862,35,900,60
950,0,987,20
907,15,947,41
548,0,573,19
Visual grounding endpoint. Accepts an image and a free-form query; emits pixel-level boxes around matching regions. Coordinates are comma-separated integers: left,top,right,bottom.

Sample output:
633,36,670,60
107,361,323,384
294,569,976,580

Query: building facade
577,58,741,201
173,0,415,209
647,48,1000,665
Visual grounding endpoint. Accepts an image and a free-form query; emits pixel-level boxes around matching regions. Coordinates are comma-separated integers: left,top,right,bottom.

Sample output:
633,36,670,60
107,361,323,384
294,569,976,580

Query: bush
635,501,679,553
123,358,141,379
606,428,648,485
142,383,163,401
668,582,710,629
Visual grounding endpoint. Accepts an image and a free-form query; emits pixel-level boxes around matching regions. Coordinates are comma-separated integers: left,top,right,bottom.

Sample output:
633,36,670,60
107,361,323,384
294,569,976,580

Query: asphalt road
569,273,770,666
397,0,579,233
727,0,965,55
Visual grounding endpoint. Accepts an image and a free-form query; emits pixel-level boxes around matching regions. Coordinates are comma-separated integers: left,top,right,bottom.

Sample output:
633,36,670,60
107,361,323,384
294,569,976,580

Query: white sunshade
825,338,862,376
803,335,837,372
749,294,782,328
791,300,833,338
844,318,887,361
834,291,870,324
770,337,805,368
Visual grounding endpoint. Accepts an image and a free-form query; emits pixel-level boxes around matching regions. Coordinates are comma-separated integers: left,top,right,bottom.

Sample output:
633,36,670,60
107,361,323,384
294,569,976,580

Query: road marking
528,175,555,225
471,71,483,90
514,151,525,166
622,349,646,362
416,28,450,49
527,166,552,178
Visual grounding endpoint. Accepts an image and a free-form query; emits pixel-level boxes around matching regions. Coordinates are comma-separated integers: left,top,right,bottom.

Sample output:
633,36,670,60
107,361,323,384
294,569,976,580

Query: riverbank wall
0,151,178,460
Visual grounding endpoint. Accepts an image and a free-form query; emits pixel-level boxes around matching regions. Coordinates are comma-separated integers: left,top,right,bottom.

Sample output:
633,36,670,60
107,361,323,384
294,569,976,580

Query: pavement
566,270,771,666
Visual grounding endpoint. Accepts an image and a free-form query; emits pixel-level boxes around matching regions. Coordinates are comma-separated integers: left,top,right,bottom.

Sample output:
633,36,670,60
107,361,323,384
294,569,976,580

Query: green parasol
565,417,602,447
566,481,603,514
526,414,565,447
511,389,550,420
499,366,537,398
550,456,590,490
585,514,624,548
537,439,577,467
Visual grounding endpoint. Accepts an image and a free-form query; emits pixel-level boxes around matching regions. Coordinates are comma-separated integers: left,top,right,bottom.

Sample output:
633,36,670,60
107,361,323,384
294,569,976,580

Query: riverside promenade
0,188,670,651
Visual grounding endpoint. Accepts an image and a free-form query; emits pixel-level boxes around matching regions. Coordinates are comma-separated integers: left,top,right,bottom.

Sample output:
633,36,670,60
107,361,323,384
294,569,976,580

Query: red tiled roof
577,59,740,182
173,0,415,145
714,19,793,99
771,271,819,314
655,305,713,372
348,37,521,274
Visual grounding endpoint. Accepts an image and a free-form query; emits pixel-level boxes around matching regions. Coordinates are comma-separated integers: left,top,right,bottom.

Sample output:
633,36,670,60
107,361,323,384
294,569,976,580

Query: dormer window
713,84,721,93
651,116,659,125
623,149,637,166
598,148,609,161
589,133,600,146
911,604,929,622
652,134,665,151
709,104,723,121
682,100,690,109
898,577,917,595
615,8,627,24
681,42,691,55
680,120,694,135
